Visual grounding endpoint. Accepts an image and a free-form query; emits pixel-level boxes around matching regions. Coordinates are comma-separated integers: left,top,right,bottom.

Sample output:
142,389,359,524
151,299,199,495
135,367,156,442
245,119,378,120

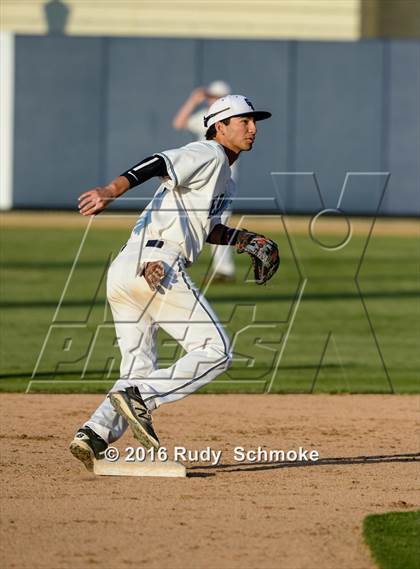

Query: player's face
219,115,257,153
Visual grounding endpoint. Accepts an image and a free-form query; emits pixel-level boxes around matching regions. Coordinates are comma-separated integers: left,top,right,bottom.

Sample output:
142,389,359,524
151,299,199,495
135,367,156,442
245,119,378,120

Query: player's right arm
78,155,168,216
172,87,206,130
78,177,129,216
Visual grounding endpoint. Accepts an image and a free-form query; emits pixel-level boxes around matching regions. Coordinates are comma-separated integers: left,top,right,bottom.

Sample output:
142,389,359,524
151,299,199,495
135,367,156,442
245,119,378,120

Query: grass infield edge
363,510,420,569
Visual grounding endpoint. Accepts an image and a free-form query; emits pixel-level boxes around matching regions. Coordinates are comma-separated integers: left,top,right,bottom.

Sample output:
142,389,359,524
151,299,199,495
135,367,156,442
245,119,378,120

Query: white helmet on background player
206,80,231,98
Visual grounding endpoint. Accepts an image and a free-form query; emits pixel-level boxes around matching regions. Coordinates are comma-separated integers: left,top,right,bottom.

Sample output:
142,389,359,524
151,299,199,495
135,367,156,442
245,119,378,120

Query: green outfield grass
364,511,420,569
0,218,419,393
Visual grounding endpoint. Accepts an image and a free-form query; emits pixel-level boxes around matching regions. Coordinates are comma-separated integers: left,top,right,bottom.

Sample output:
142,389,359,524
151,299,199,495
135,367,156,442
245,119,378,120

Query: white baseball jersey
127,140,235,264
185,108,236,279
187,108,238,183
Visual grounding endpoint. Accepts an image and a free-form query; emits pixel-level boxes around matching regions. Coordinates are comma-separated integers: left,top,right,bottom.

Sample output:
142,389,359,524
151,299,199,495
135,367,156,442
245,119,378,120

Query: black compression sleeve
121,155,168,188
206,224,240,245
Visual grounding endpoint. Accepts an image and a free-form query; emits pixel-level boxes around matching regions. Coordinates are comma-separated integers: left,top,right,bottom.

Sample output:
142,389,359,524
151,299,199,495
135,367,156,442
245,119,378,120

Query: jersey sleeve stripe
156,152,178,187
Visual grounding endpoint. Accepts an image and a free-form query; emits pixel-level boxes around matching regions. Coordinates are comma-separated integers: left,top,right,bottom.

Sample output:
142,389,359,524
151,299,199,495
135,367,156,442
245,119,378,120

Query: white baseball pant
211,162,238,278
85,242,232,443
210,209,235,278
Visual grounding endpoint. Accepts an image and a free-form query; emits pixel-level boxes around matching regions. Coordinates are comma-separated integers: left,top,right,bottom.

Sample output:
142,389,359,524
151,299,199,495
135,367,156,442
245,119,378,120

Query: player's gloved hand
142,261,165,291
235,231,280,285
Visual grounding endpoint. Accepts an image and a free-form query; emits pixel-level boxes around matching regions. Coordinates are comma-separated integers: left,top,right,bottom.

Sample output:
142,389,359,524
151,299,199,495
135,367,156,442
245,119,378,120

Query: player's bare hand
78,187,115,216
191,87,206,104
143,261,165,291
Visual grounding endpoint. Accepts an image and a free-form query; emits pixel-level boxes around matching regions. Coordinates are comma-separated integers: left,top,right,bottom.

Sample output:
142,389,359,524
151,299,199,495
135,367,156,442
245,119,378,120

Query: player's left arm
207,224,280,285
78,155,168,216
207,224,267,247
206,224,240,246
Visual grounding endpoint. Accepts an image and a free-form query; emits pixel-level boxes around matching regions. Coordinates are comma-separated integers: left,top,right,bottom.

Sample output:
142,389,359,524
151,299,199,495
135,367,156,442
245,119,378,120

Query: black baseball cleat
108,386,160,450
69,426,108,471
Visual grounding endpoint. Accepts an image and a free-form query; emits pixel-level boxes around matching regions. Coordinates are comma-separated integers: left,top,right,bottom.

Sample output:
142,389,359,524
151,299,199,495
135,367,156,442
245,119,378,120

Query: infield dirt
1,394,418,569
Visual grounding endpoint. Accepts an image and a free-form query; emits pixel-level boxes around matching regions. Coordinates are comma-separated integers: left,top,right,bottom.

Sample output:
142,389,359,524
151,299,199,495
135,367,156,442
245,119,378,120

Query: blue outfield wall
13,36,419,215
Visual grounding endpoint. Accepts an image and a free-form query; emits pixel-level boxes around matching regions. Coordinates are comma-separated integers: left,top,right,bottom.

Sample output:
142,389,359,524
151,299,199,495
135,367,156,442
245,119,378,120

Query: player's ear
215,121,226,137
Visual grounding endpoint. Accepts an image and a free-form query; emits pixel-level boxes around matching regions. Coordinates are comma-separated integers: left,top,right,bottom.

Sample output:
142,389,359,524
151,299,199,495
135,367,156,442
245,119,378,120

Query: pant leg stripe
143,355,229,403
177,261,229,355
143,262,230,403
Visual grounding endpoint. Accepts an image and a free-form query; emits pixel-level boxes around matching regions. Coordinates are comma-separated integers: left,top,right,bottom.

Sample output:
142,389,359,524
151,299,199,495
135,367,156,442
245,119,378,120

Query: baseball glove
236,231,280,285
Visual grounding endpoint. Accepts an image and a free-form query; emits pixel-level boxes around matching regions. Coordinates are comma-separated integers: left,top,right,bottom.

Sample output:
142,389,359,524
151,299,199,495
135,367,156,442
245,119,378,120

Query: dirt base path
1,394,419,569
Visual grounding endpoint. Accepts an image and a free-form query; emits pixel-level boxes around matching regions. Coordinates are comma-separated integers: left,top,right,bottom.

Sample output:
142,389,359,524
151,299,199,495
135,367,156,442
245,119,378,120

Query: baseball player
173,80,236,283
69,95,278,471
172,80,231,138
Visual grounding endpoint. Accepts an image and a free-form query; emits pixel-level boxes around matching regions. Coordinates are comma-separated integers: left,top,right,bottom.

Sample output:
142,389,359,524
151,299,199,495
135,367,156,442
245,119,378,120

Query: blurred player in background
172,80,231,139
173,81,236,283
